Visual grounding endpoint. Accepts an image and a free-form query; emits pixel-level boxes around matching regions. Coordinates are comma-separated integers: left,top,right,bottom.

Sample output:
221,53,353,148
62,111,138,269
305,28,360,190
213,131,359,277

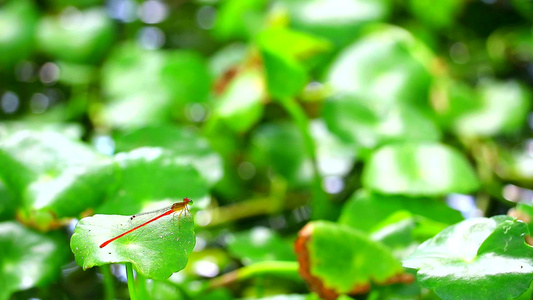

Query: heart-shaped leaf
71,210,195,280
404,216,533,300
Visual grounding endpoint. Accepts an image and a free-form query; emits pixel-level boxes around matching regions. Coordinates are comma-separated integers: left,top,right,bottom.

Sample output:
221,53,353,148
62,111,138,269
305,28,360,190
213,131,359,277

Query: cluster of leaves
1,0,533,299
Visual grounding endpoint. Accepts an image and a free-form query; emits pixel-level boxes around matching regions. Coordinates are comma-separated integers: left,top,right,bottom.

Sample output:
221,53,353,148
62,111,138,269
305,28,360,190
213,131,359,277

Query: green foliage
307,221,403,293
363,143,480,195
0,0,532,299
0,0,38,68
0,222,68,300
404,216,533,300
71,212,195,280
226,227,295,263
37,8,115,63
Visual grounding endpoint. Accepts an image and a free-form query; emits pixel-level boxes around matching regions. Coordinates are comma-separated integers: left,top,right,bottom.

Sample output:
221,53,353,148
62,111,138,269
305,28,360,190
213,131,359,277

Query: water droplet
76,247,79,250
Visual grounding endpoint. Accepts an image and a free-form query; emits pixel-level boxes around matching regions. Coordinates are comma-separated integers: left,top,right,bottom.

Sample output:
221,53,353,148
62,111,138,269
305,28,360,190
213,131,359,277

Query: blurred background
0,0,532,299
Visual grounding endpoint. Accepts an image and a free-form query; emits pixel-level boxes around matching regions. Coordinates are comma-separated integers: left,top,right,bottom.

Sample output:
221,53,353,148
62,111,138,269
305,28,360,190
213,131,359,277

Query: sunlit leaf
213,69,265,133
324,97,441,148
71,210,195,280
362,143,479,195
114,125,223,186
37,8,115,63
326,25,433,108
0,222,68,300
338,190,463,232
96,147,209,215
278,0,392,47
404,216,533,300
452,79,531,137
101,44,212,127
0,130,114,221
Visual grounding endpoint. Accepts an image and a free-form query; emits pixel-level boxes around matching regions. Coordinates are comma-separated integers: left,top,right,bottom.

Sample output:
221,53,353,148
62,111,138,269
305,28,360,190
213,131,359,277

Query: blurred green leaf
209,43,248,77
407,0,463,29
451,79,531,137
362,143,480,195
511,0,533,21
57,61,96,86
0,181,16,221
487,26,533,67
258,28,331,98
213,0,267,40
305,221,403,293
278,0,392,47
37,8,115,63
261,49,307,99
0,222,68,300
0,0,38,68
226,227,295,264
114,125,223,186
70,210,195,280
324,97,441,148
161,51,212,106
96,147,209,215
310,120,355,177
404,216,533,300
214,69,265,133
101,44,212,127
326,25,433,109
338,190,463,233
0,130,114,219
250,122,312,186
257,27,331,61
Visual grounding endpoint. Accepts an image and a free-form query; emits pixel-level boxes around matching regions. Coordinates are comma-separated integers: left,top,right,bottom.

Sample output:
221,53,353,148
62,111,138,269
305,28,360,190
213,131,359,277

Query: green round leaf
338,190,463,232
362,143,480,195
306,221,403,293
326,25,433,108
101,45,211,127
96,147,209,215
279,0,392,47
404,216,533,300
0,222,68,300
71,210,195,280
0,130,113,218
37,8,115,63
114,125,223,186
324,97,441,148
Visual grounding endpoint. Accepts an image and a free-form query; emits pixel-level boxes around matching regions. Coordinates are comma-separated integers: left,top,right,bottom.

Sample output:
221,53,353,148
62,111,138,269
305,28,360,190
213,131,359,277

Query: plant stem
277,97,337,220
205,195,307,227
126,263,138,300
209,261,301,288
100,265,115,300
